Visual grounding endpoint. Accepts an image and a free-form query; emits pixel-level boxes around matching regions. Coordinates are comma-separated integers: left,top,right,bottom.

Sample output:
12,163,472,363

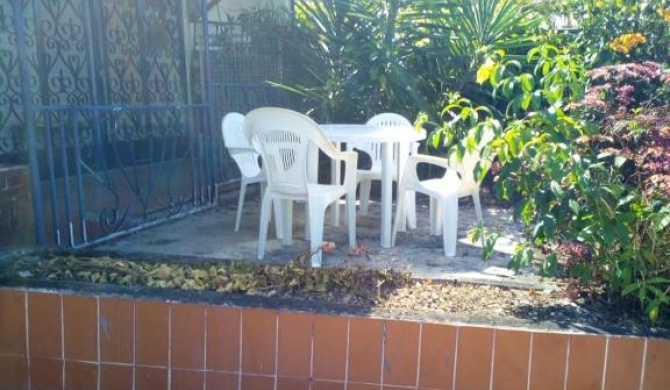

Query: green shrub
438,45,670,322
540,0,670,66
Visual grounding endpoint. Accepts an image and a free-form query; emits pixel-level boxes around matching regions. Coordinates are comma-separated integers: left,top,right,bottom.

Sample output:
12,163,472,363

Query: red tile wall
1,287,669,390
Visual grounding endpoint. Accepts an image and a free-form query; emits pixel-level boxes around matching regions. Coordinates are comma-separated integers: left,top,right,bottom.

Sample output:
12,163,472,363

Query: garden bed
1,249,668,337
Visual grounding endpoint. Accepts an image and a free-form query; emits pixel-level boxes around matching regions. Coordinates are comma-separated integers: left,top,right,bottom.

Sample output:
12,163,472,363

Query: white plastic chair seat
244,107,358,267
392,154,462,256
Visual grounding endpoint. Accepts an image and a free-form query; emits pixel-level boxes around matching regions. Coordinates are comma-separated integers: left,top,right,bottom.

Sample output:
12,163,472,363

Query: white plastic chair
428,129,495,237
391,154,462,256
347,113,419,228
222,112,265,232
244,107,358,267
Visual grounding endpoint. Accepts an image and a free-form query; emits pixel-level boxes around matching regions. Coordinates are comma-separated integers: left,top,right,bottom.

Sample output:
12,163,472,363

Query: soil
1,249,668,338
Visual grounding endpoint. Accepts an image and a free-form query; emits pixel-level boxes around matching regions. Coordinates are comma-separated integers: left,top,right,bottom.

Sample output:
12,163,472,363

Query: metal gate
2,0,220,247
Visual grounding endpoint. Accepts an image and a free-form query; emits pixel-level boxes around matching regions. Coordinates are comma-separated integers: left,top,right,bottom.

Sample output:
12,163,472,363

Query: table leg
329,142,341,227
380,142,392,248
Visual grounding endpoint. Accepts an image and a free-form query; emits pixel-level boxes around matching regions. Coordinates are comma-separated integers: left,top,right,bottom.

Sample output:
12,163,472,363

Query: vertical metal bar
13,0,46,244
176,0,189,104
83,0,102,105
58,111,74,246
44,113,60,245
188,107,198,205
134,0,151,105
72,115,87,244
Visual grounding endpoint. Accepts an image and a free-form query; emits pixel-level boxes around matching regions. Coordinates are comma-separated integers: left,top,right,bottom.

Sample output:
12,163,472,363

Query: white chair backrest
222,112,262,178
451,129,495,186
348,113,413,168
244,107,338,196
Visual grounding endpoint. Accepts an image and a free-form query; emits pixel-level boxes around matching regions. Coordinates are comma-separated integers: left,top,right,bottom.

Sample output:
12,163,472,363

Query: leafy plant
445,45,669,322
275,0,543,122
539,0,670,66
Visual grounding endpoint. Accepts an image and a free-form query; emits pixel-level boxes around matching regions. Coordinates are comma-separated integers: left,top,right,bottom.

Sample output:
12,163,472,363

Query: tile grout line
168,304,172,390
451,326,459,390
600,337,610,390
61,294,65,390
563,335,571,390
203,307,208,390
526,332,534,390
489,329,497,390
96,297,101,390
380,321,386,389
309,315,314,388
133,300,137,390
238,309,243,390
24,291,31,390
274,312,279,390
344,317,350,390
415,323,423,389
638,338,648,390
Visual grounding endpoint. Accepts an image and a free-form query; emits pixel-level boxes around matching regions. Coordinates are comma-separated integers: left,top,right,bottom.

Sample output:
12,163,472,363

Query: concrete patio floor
100,193,548,289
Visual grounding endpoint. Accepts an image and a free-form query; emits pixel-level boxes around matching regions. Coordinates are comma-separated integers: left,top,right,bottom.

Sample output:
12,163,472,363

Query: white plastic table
318,123,426,248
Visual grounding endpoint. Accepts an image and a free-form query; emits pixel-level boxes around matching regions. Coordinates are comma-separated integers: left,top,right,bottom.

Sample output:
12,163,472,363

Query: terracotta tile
28,292,62,359
241,308,277,375
418,323,456,389
171,304,206,369
172,368,205,390
348,317,383,384
492,329,531,390
643,338,670,390
64,361,98,390
312,380,345,390
63,295,97,362
566,334,606,390
0,355,28,390
0,290,26,357
454,326,493,390
135,300,169,366
529,332,568,390
604,336,644,390
383,320,419,387
241,374,275,389
135,366,168,390
100,364,133,390
277,377,310,390
206,306,241,372
206,371,239,390
277,312,313,378
99,298,134,364
347,384,379,390
30,358,63,390
313,315,348,381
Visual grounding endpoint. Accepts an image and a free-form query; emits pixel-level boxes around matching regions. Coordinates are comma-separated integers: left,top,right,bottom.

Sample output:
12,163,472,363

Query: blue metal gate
2,0,220,247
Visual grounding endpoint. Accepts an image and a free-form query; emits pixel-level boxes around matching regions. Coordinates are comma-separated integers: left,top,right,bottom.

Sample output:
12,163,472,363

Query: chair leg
234,182,247,232
430,197,442,236
347,191,357,249
307,199,326,268
406,190,417,230
391,188,406,247
359,179,372,215
472,191,483,224
257,193,274,260
441,196,459,257
280,199,293,245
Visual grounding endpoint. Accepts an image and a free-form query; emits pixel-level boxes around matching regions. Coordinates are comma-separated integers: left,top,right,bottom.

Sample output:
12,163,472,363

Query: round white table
319,124,426,248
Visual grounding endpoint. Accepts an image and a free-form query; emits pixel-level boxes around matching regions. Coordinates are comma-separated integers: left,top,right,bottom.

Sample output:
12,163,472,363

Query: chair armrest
227,147,258,156
402,154,460,184
333,151,358,189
